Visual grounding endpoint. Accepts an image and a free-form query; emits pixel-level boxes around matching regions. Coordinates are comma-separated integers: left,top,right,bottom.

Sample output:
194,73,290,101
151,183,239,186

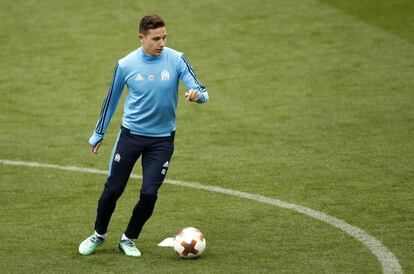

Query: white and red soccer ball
173,227,206,258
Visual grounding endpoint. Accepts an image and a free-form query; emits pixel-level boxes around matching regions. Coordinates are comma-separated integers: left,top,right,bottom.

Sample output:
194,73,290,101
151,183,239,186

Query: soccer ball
173,227,206,258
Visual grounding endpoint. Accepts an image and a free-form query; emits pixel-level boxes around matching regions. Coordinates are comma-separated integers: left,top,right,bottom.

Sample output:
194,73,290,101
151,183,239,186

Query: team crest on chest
161,70,170,81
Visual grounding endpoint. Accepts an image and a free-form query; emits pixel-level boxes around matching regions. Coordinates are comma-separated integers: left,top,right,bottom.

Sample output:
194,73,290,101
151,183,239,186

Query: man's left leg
120,135,174,255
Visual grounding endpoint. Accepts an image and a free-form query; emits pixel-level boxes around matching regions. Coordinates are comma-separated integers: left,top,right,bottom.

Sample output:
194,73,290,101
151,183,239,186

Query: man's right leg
94,129,141,235
79,128,141,255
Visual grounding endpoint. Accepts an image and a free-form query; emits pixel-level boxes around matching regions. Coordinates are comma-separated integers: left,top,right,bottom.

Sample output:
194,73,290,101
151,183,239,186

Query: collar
138,47,162,63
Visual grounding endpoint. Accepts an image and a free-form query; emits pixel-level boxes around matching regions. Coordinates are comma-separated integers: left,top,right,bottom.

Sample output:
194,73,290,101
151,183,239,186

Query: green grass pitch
1,0,413,273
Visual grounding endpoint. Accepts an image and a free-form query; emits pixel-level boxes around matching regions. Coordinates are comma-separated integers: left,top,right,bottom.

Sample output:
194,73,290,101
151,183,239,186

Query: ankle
121,233,131,241
94,231,106,239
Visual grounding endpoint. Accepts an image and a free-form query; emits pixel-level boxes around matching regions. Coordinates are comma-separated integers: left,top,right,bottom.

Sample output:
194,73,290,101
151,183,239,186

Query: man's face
139,27,167,56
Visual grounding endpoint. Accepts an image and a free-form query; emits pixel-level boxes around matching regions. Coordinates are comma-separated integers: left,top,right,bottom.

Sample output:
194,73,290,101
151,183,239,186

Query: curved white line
0,159,402,274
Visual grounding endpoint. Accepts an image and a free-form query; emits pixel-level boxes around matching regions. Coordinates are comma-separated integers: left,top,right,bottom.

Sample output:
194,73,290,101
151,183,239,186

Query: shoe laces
90,235,103,243
123,239,135,248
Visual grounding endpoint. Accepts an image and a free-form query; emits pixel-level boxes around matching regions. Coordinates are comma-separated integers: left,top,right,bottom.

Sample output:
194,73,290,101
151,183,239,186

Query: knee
102,181,124,201
139,192,158,205
141,181,162,199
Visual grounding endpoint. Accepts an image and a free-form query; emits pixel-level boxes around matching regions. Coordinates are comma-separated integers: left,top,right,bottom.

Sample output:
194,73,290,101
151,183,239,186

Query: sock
94,231,106,239
121,233,130,241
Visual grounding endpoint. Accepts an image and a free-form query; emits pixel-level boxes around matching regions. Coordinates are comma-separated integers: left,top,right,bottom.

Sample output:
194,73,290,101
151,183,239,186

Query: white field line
0,159,402,274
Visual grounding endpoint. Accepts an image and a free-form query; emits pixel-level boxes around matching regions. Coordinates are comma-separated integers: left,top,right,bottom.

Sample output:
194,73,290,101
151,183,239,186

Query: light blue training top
89,47,208,145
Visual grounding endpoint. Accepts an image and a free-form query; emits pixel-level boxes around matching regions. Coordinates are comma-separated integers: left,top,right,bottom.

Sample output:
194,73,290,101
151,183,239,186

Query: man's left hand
185,90,200,102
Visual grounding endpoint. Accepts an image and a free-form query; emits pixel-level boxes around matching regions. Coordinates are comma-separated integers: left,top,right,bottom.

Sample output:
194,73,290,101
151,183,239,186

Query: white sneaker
79,232,105,256
119,239,141,257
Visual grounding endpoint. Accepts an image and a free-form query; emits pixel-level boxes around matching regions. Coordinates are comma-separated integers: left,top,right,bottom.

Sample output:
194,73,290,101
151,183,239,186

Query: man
79,15,208,257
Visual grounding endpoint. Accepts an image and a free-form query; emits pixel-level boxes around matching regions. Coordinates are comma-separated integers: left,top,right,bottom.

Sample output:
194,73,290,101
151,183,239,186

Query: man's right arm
89,62,125,152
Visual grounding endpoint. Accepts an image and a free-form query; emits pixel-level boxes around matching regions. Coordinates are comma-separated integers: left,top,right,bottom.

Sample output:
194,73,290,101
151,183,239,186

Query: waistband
121,126,175,138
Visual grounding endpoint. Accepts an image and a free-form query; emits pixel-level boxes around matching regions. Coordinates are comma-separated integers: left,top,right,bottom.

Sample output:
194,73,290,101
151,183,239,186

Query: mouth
151,48,163,56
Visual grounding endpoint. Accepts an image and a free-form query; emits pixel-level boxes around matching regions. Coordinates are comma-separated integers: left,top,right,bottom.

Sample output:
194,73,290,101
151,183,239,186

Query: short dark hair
139,15,165,35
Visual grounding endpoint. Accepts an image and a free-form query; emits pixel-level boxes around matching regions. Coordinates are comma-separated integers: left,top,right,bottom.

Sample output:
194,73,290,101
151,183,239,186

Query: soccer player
79,15,208,257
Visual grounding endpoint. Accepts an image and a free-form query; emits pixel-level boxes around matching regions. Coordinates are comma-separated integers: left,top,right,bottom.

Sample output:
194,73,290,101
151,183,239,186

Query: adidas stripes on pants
94,126,174,239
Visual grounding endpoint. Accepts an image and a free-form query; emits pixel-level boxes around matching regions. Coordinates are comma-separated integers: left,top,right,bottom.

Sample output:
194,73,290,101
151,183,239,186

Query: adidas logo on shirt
135,74,144,81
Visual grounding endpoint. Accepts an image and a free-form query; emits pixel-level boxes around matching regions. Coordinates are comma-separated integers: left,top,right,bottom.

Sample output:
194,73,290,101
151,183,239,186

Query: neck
139,48,161,63
142,49,155,57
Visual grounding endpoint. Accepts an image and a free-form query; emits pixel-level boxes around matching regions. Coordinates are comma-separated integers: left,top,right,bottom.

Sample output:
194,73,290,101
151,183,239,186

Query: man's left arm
179,54,208,103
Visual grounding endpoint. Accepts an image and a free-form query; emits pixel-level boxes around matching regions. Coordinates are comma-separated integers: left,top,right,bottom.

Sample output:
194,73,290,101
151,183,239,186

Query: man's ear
138,33,144,43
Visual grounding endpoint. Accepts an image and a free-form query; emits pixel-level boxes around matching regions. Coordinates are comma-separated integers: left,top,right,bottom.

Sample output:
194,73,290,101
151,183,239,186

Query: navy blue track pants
94,126,174,239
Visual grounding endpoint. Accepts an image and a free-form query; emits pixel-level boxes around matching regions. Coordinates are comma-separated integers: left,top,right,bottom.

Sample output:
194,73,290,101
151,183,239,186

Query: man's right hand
89,132,104,154
91,141,102,154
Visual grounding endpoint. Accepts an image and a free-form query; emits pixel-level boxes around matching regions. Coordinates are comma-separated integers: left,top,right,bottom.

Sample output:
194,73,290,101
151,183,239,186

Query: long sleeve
89,62,125,146
179,54,208,104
